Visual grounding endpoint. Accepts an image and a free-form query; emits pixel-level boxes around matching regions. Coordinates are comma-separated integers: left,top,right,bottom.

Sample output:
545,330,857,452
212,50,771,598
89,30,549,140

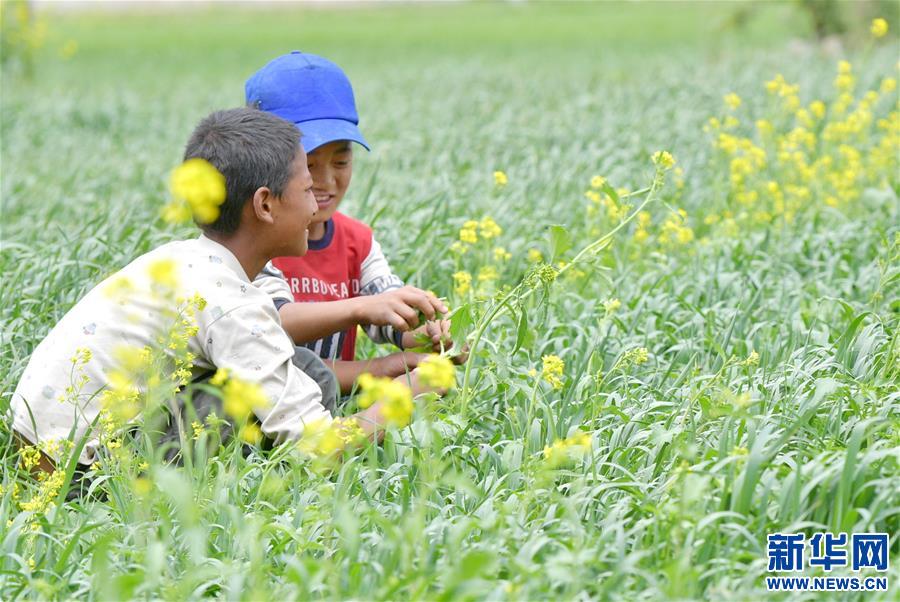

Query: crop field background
1,1,899,600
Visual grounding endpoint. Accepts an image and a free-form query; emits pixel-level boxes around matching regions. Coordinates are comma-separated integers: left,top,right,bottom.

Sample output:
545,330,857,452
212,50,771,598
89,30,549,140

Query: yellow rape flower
19,446,41,470
417,355,456,390
168,158,227,224
493,170,508,187
724,92,741,110
103,275,135,301
238,423,262,445
214,372,269,420
652,150,676,170
297,417,365,457
453,271,472,295
603,298,621,314
355,374,414,427
459,224,478,244
527,248,543,263
541,354,565,390
493,246,512,262
871,18,888,38
450,241,469,255
624,347,649,366
477,265,499,282
479,216,502,239
147,258,179,289
590,175,606,189
809,100,826,120
543,431,591,468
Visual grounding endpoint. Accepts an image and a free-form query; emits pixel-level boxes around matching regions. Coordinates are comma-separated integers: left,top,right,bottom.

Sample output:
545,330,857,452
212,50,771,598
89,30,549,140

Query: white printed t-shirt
11,235,331,464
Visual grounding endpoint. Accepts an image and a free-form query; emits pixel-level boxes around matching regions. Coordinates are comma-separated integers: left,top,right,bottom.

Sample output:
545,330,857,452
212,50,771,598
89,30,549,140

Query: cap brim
295,118,370,153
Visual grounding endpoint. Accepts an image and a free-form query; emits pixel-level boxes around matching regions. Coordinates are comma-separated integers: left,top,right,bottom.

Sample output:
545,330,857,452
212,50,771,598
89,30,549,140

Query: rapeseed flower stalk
163,158,226,225
493,170,508,187
417,355,456,389
871,18,888,38
541,354,565,390
356,374,414,427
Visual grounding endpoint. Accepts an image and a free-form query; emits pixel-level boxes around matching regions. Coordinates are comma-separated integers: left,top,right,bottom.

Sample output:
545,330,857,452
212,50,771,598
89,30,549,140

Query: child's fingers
407,292,438,321
395,303,420,329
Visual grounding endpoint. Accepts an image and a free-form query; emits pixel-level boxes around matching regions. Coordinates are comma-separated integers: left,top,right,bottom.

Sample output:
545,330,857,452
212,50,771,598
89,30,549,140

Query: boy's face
306,140,353,223
273,150,318,256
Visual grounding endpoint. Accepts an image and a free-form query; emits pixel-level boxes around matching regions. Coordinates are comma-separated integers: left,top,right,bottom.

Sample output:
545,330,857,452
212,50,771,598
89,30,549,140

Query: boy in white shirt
10,108,415,470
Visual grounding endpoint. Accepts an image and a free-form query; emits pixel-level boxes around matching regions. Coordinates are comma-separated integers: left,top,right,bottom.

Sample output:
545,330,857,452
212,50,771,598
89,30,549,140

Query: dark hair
183,108,301,235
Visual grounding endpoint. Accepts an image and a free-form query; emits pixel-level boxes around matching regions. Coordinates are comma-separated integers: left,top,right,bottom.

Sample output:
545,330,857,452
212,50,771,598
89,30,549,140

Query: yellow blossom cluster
416,354,456,389
451,215,510,298
210,368,270,422
706,60,898,232
658,209,694,246
453,270,472,296
541,354,565,390
162,158,227,225
493,170,509,187
297,417,366,458
492,246,512,262
623,347,650,366
18,470,65,516
356,373,415,427
543,431,591,468
652,150,676,170
603,298,621,314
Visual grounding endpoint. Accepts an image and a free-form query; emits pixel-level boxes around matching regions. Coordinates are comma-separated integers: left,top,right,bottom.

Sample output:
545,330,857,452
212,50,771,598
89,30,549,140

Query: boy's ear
251,186,276,225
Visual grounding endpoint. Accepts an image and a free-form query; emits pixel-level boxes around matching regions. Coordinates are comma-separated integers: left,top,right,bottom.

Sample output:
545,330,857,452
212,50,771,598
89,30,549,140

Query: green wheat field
1,2,898,600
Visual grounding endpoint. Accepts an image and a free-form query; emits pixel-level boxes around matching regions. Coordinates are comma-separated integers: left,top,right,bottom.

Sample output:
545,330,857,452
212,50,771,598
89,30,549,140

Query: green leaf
512,307,532,354
449,303,472,343
548,224,572,262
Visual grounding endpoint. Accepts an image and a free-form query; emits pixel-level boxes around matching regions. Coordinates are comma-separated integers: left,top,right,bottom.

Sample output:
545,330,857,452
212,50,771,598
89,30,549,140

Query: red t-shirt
269,211,403,361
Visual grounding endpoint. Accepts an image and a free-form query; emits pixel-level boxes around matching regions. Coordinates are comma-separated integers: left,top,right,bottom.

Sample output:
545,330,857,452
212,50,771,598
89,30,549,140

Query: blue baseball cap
245,51,369,153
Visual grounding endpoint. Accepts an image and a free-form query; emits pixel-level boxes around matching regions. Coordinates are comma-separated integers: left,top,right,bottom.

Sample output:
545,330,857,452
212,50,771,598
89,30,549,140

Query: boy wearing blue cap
247,52,462,394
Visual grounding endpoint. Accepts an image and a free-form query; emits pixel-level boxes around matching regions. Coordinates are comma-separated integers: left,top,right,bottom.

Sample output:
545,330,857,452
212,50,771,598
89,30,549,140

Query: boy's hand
353,286,447,331
402,319,453,352
377,351,430,376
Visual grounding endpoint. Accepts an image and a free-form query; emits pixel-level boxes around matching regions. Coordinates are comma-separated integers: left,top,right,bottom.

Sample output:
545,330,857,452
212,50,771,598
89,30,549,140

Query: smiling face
271,151,318,256
306,140,353,226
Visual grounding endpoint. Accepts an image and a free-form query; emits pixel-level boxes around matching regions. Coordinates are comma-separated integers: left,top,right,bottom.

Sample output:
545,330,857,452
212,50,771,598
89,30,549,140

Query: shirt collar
196,234,251,283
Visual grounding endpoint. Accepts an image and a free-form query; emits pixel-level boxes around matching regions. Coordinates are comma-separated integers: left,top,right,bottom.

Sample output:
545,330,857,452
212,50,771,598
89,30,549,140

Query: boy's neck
204,230,267,281
308,219,328,241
